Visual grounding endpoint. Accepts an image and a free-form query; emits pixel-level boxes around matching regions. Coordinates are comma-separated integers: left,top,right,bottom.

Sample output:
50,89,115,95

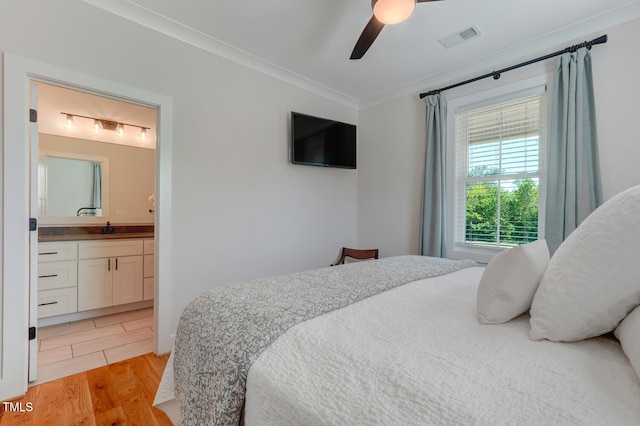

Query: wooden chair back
331,247,379,266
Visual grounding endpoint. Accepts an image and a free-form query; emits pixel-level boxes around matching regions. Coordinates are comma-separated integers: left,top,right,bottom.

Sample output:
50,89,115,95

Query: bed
154,184,640,425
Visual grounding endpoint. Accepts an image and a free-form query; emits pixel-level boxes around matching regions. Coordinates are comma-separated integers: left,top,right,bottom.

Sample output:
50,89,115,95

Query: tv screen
291,112,356,169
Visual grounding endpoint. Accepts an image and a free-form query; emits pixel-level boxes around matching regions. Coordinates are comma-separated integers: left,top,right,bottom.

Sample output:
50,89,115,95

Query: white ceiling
82,0,640,108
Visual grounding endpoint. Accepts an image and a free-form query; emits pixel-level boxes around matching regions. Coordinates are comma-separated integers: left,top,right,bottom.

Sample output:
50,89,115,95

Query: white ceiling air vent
438,25,481,49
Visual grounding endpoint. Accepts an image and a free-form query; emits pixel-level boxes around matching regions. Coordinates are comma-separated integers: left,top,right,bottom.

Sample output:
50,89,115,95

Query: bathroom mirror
38,133,156,225
38,150,110,219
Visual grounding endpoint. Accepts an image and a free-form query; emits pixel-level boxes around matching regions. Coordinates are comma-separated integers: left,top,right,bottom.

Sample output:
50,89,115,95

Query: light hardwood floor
1,352,172,425
36,307,155,385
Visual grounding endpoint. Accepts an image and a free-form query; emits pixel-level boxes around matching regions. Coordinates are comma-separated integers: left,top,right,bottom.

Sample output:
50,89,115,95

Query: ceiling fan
351,0,444,60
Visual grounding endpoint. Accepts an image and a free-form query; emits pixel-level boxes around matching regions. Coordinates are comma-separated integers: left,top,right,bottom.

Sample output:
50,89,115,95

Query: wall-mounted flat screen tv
291,112,356,169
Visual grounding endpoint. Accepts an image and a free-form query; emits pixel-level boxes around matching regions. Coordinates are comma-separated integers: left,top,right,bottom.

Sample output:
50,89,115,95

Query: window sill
448,243,506,264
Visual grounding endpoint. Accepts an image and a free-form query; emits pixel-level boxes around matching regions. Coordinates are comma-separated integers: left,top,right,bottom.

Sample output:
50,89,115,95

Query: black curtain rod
419,34,608,99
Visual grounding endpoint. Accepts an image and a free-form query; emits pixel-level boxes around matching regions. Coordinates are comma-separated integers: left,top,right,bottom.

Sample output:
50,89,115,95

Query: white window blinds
454,92,545,248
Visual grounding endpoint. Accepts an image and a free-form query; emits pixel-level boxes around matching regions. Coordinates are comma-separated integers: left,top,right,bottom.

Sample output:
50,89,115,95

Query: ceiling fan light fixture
372,0,415,25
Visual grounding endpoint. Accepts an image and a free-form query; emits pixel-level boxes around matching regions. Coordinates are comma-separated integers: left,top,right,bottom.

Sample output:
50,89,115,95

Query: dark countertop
39,232,154,242
38,225,154,242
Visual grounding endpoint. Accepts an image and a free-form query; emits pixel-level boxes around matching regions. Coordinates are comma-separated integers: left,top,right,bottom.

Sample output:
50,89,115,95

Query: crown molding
359,1,640,109
82,0,360,109
83,0,640,111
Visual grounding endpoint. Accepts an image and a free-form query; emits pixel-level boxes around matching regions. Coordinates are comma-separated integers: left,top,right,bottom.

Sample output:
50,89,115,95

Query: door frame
2,53,174,399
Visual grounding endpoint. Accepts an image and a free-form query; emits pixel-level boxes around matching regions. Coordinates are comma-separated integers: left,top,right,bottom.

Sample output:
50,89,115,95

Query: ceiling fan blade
350,16,385,60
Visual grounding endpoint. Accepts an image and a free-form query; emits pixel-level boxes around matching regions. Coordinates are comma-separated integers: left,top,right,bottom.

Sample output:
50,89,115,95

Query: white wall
590,19,640,198
357,95,426,256
0,1,358,345
358,18,640,257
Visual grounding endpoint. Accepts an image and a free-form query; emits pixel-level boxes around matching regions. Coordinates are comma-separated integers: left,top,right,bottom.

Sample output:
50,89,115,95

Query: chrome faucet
100,221,116,234
76,207,98,216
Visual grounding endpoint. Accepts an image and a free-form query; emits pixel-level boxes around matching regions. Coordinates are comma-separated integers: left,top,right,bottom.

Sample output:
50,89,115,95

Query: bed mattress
244,267,640,425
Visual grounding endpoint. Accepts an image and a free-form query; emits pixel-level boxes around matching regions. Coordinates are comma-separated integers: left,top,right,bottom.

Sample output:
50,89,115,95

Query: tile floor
34,307,154,385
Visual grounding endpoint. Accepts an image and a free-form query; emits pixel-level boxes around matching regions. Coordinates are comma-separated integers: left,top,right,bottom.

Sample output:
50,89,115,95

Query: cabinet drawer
144,254,154,278
143,239,154,255
37,287,78,319
38,260,78,291
144,277,154,301
38,242,78,262
79,239,143,259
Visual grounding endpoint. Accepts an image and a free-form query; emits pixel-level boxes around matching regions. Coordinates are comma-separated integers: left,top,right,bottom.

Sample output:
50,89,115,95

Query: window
447,82,546,261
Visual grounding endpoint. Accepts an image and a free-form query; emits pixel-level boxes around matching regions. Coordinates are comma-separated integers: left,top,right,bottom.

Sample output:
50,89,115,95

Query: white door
28,82,39,382
1,54,31,401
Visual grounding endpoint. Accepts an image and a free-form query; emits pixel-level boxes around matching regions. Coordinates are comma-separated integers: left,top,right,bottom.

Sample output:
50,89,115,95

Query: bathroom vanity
37,225,154,326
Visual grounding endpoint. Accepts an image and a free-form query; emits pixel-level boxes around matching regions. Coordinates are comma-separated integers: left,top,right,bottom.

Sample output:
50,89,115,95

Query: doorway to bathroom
31,81,158,385
0,54,173,399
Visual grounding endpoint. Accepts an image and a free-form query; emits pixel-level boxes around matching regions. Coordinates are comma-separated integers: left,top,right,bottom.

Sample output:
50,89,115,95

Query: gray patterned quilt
173,255,476,426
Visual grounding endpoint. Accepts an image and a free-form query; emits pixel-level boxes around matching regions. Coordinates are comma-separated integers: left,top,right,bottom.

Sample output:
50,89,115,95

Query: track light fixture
61,111,150,140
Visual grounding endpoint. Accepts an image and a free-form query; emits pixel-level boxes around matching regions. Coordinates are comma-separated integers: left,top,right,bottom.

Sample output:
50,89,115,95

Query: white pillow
477,239,550,324
615,305,640,379
529,184,640,341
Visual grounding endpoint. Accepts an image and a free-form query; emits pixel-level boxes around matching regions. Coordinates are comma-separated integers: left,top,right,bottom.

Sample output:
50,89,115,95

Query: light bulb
140,128,147,141
372,0,415,25
116,123,124,137
66,114,74,129
93,119,103,133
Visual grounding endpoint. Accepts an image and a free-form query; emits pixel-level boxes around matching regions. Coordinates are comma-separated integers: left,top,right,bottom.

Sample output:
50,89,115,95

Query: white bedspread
244,267,640,425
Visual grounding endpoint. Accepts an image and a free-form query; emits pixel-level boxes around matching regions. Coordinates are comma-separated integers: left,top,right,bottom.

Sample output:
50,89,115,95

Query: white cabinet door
143,277,154,301
112,255,144,305
143,254,154,278
78,258,113,311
